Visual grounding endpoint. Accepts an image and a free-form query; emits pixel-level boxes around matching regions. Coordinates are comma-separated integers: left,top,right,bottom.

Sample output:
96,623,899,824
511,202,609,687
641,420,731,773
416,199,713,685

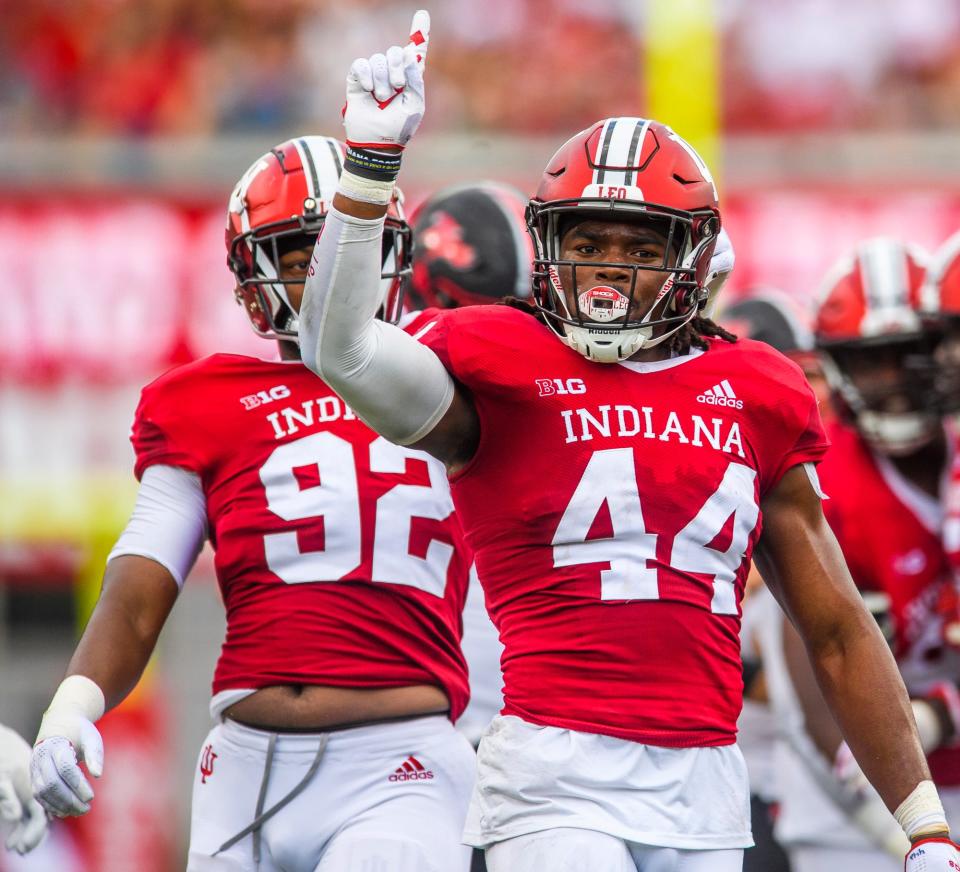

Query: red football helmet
813,238,941,455
921,229,960,413
226,136,411,341
409,181,533,309
527,117,721,362
923,228,960,318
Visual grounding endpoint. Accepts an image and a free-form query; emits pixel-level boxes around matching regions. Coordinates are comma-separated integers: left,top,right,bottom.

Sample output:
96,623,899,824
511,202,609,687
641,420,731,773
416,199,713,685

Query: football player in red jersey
927,230,960,580
753,239,960,872
298,12,959,872
29,136,476,872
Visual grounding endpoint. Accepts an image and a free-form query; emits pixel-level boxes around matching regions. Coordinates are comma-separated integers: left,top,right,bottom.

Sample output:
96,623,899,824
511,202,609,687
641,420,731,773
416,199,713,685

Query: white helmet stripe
325,137,343,176
606,118,648,188
292,138,319,199
304,136,344,205
623,119,651,186
593,118,651,188
860,238,909,313
592,119,617,186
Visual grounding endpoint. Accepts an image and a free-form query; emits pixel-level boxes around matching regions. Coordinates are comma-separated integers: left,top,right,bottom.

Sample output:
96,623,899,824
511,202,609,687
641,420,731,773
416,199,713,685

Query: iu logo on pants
200,744,218,784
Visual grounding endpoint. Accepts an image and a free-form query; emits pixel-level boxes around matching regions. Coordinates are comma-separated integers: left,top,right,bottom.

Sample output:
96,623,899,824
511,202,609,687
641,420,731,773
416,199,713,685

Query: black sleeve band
344,145,403,182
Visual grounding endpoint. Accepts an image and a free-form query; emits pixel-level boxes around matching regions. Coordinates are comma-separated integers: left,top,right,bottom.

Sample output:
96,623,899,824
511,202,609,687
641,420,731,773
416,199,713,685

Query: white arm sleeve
107,465,207,589
299,205,454,445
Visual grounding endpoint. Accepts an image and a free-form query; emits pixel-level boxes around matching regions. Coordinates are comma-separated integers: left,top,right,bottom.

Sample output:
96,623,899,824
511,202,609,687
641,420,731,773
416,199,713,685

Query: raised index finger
407,10,430,65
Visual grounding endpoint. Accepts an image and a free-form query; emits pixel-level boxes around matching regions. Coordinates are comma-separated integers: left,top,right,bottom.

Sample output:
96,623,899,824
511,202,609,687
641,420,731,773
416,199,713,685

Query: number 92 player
29,134,477,871
299,10,960,871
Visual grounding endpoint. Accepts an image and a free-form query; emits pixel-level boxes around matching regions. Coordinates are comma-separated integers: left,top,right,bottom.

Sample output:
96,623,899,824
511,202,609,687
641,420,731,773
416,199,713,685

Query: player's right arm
755,464,953,856
31,465,205,817
298,11,479,471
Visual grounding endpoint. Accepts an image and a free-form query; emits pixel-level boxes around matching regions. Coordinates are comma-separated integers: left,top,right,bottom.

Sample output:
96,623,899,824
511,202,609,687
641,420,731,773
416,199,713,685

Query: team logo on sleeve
388,755,434,782
697,380,743,409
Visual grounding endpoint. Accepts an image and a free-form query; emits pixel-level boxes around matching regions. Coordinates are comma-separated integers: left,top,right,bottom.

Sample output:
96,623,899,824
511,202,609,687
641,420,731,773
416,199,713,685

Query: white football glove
904,836,960,870
0,724,47,854
31,676,104,818
343,9,430,150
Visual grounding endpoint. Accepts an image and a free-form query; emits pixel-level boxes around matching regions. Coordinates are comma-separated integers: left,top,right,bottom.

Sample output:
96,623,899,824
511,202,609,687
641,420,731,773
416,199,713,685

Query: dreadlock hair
667,316,738,355
500,297,737,354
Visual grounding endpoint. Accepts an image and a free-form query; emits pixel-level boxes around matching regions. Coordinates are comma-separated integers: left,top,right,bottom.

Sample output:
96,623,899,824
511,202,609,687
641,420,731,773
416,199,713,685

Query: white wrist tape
37,676,105,740
895,780,949,840
337,171,395,206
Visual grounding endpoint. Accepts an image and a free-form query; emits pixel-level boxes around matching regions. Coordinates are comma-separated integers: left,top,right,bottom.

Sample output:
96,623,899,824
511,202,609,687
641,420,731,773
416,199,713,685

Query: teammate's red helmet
923,229,960,318
226,136,411,341
527,117,721,362
409,182,533,310
813,238,939,455
920,230,960,414
814,238,928,344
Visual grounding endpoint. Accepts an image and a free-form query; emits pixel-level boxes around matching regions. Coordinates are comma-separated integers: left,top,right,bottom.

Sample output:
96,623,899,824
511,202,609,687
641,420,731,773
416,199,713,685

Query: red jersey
131,354,471,720
413,304,828,747
818,420,960,784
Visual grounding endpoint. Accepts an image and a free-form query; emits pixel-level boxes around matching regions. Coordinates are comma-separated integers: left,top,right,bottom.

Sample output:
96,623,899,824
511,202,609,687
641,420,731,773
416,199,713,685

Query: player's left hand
904,835,960,870
31,714,103,818
343,10,430,149
0,725,48,854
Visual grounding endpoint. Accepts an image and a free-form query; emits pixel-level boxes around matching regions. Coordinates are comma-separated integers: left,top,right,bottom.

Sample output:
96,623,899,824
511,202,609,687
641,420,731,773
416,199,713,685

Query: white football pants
186,715,475,872
485,828,744,872
789,845,899,872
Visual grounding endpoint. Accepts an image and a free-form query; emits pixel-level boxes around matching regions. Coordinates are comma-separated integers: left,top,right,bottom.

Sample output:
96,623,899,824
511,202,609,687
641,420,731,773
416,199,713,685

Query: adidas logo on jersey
696,380,743,409
388,755,434,782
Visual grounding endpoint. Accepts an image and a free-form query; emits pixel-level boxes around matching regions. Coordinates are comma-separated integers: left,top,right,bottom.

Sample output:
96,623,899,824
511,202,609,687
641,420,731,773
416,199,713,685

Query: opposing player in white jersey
296,12,960,871
29,136,476,872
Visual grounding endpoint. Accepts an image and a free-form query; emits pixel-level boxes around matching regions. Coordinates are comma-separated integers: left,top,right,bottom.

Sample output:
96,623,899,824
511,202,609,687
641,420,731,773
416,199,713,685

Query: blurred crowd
3,0,960,137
